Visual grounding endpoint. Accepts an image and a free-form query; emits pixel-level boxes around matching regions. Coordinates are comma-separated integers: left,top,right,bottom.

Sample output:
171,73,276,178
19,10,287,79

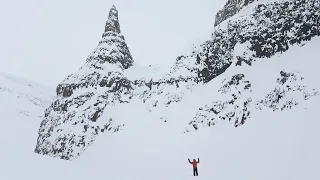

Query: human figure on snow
188,158,200,176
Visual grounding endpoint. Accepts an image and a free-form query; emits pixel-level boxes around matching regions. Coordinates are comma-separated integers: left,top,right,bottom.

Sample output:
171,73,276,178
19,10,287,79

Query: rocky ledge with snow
186,70,319,132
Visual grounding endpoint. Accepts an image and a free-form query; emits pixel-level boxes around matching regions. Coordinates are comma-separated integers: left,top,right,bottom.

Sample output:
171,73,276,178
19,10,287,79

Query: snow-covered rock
214,0,257,26
35,0,320,160
256,71,319,111
182,0,320,131
186,70,319,132
35,6,133,160
196,0,320,83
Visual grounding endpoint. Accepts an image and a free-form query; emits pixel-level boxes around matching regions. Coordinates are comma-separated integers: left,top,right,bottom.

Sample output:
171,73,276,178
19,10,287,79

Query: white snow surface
1,32,320,180
0,72,55,178
0,72,54,112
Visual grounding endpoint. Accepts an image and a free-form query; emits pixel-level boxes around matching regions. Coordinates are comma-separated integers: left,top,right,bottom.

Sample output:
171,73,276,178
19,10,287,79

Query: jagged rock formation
35,0,320,160
186,74,253,131
196,0,320,83
182,0,320,131
186,71,319,132
105,5,121,34
34,5,201,160
214,0,256,26
35,6,133,160
256,71,319,111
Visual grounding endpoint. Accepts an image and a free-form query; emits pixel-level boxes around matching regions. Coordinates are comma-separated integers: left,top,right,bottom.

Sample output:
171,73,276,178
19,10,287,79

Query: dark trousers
193,168,198,176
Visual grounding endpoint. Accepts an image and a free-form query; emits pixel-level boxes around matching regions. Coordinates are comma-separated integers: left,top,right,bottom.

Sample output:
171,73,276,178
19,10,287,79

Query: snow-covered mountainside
35,0,320,160
0,72,54,158
2,39,320,180
214,0,256,26
0,72,54,116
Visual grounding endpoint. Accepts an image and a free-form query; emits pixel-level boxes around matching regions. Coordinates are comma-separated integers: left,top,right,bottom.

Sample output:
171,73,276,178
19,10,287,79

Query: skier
188,158,200,176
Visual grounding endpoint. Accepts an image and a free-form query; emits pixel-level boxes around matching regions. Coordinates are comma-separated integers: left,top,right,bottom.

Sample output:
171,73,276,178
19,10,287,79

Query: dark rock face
214,0,256,26
244,0,320,58
196,0,320,83
196,30,235,83
105,5,121,34
98,5,133,69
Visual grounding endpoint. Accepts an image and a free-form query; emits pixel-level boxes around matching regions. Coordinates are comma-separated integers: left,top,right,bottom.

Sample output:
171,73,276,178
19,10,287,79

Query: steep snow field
1,35,320,180
0,73,55,179
77,36,320,180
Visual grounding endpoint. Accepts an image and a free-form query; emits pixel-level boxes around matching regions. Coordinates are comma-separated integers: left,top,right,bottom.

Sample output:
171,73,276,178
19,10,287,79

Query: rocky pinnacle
105,5,121,34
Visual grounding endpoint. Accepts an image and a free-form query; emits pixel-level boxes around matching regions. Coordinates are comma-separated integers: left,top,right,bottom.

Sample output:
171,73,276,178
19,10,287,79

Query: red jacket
188,158,200,168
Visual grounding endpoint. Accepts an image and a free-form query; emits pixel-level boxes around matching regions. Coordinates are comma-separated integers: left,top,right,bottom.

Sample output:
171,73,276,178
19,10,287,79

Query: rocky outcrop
196,0,320,83
186,71,319,132
35,6,133,160
105,5,121,34
256,71,319,111
214,0,256,26
186,74,253,132
136,54,199,112
56,5,133,99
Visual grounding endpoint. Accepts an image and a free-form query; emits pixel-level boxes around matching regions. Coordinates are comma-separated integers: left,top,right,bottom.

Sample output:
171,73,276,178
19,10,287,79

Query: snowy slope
0,72,56,179
34,0,320,160
1,0,320,179
3,37,319,180
72,36,320,180
82,36,320,180
0,72,54,117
